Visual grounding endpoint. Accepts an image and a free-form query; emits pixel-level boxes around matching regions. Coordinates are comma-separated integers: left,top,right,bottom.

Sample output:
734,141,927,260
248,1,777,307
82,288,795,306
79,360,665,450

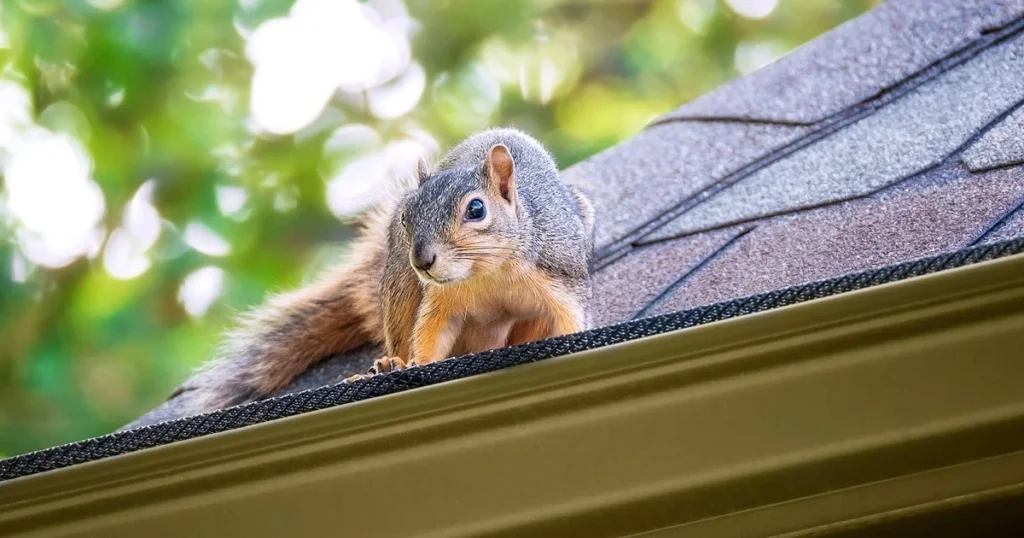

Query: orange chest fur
422,262,556,325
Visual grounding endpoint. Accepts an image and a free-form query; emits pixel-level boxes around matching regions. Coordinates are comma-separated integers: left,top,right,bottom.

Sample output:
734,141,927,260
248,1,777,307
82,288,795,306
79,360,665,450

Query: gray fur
411,127,594,285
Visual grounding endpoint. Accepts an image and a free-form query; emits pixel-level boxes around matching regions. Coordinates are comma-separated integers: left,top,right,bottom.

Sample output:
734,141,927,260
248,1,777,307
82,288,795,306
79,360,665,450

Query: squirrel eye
464,198,486,222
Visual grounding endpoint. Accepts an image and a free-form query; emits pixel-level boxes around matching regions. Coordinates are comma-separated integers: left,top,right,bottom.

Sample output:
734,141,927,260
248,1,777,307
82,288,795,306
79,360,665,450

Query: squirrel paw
370,356,408,374
344,356,408,383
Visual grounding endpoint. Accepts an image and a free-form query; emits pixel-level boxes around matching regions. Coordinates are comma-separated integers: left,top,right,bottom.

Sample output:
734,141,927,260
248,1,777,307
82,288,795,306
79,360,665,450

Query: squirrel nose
412,244,436,271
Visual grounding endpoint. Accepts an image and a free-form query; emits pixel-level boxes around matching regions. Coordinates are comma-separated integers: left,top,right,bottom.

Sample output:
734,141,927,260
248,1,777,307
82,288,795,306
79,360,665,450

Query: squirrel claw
343,356,408,384
369,356,407,374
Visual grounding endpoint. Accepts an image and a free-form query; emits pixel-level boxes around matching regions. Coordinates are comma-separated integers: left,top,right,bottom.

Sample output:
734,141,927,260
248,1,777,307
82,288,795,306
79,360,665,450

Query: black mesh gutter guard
2,236,1023,483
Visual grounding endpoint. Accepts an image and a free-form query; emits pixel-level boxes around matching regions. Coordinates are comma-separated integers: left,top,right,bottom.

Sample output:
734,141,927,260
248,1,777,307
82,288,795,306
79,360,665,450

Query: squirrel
181,128,596,413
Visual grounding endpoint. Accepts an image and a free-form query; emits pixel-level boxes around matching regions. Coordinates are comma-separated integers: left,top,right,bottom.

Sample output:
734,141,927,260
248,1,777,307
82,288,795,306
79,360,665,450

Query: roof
4,0,1024,480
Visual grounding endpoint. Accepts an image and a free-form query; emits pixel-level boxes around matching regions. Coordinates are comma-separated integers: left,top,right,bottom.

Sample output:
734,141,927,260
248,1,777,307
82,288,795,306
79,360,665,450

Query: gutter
1,251,1023,537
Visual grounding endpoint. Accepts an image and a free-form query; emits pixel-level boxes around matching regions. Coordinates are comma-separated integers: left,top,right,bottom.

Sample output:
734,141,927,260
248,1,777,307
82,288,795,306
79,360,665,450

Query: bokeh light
216,185,249,220
734,40,790,74
247,0,414,134
184,222,231,257
724,0,778,20
367,62,426,119
103,181,161,280
4,129,105,268
0,78,33,149
677,0,718,35
326,139,431,218
178,266,226,318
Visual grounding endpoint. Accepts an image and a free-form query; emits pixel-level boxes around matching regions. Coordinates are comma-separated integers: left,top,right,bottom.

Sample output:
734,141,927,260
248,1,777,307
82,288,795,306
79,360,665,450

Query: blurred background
0,0,878,457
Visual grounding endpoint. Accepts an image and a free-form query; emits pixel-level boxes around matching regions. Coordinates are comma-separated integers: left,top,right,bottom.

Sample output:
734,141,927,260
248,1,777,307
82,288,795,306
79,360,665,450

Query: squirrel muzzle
411,243,436,272
409,240,470,285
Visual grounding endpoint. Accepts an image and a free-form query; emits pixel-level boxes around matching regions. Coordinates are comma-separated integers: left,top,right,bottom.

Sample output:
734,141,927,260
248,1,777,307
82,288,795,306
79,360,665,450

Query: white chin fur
415,263,470,285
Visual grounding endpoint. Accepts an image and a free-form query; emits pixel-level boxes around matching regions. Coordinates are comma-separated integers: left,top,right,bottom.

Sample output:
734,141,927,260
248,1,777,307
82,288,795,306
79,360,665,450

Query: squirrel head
400,144,521,285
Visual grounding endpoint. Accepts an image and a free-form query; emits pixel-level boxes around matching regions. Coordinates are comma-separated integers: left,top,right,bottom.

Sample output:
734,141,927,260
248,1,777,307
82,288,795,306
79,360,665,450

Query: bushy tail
184,268,379,413
179,173,415,414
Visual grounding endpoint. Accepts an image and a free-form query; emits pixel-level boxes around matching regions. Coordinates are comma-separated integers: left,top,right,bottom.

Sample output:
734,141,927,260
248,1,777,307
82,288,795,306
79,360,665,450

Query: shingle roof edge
2,236,1023,482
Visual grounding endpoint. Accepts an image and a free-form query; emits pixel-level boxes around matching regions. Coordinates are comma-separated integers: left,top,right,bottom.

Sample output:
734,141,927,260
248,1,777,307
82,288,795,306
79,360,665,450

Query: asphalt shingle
562,122,807,249
658,0,1024,124
590,228,742,327
653,165,1024,315
980,201,1024,244
963,105,1024,172
643,34,1024,244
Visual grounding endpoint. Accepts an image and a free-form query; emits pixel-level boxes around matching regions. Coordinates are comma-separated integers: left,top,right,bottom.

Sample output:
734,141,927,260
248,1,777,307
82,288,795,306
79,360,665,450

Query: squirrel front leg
409,292,464,366
350,285,461,380
350,265,421,380
507,317,551,346
381,265,421,360
506,287,587,346
546,286,588,337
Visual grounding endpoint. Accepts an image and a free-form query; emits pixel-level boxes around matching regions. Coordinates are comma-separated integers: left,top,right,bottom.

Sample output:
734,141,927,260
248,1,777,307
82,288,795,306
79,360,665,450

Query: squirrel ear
416,157,429,186
484,144,515,204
